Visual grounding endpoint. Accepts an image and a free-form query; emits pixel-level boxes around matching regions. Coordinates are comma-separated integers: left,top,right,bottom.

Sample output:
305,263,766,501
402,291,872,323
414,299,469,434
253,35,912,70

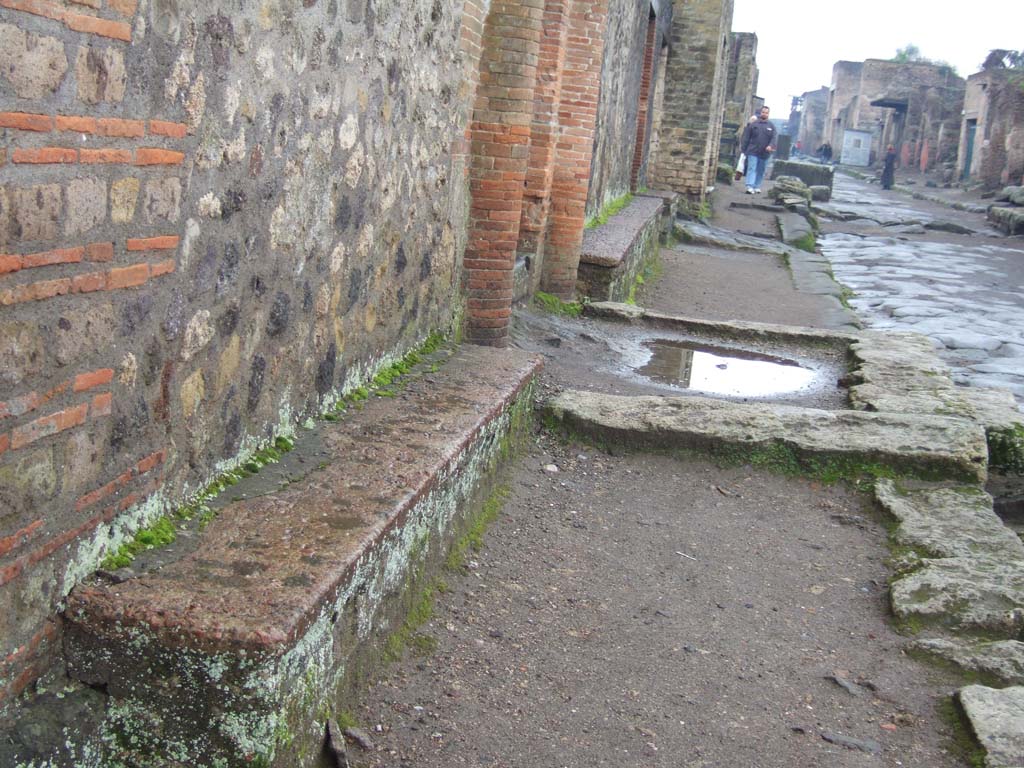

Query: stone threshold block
62,346,542,767
958,685,1024,768
577,195,666,302
545,390,988,483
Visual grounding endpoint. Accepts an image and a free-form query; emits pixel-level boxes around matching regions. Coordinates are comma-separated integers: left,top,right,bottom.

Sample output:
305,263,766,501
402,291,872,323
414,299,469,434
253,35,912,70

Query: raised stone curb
875,480,1024,562
777,211,814,247
583,302,856,348
890,556,1024,637
910,638,1024,686
61,346,542,767
545,390,988,482
958,685,1024,768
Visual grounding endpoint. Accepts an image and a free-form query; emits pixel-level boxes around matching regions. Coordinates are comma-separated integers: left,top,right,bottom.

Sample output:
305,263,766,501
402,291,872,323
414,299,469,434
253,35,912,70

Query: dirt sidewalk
349,190,970,767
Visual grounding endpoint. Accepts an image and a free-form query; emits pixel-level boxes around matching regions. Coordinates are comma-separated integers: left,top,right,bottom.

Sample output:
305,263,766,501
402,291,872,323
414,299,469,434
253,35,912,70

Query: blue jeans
745,155,768,190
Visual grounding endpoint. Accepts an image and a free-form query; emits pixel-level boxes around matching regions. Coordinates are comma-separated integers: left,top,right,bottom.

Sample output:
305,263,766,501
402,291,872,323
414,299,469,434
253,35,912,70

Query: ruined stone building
794,86,828,156
0,0,735,755
824,59,965,170
720,30,757,161
957,66,1024,188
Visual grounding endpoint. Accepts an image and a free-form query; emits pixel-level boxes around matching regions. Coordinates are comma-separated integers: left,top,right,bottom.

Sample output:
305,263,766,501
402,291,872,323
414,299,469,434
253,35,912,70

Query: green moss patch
585,193,633,229
987,424,1024,475
534,291,583,317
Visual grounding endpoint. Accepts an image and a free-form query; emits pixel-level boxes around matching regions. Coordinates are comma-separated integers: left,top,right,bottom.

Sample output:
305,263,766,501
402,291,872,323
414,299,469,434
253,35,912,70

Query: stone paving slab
545,390,988,482
958,685,1024,768
910,638,1024,686
580,196,665,267
890,556,1024,637
875,480,1024,561
60,346,542,766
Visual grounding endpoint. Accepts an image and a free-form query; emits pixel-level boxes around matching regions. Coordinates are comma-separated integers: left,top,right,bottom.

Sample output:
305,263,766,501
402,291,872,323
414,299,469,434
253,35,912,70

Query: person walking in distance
741,106,776,194
881,144,897,190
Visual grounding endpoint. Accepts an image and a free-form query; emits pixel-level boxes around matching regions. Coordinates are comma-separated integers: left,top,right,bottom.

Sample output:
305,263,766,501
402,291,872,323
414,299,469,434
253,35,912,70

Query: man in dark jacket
740,106,776,193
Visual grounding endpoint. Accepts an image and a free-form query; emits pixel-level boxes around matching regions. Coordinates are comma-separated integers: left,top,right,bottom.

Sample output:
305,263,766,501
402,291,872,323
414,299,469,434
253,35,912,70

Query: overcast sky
732,0,1024,118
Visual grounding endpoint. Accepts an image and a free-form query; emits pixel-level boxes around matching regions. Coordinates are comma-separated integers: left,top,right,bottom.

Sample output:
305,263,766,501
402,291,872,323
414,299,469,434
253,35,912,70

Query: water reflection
638,339,817,397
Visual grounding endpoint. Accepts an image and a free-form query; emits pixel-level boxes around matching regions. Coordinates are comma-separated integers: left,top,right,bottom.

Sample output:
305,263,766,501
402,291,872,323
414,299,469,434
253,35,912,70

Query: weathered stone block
144,177,182,223
958,685,1024,768
75,46,127,104
989,206,1024,235
12,184,63,243
110,177,140,223
0,24,68,99
771,160,834,190
65,178,107,237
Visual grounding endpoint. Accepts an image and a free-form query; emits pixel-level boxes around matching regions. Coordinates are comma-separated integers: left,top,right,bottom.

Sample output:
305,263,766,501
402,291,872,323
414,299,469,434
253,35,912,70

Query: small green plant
987,424,1024,474
534,291,582,317
585,192,633,229
792,231,817,253
100,517,177,570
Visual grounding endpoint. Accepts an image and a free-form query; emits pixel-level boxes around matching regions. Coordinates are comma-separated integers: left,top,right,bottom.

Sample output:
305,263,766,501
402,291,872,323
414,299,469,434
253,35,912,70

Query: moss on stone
585,192,634,229
987,424,1024,475
534,291,583,317
792,231,816,253
937,697,988,768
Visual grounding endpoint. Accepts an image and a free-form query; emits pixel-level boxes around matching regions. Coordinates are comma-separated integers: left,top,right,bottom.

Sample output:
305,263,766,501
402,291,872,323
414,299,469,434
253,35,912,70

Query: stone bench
62,345,541,767
577,195,669,302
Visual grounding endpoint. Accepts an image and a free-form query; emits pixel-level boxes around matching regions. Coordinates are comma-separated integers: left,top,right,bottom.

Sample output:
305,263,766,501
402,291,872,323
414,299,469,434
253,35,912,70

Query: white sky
732,0,1024,118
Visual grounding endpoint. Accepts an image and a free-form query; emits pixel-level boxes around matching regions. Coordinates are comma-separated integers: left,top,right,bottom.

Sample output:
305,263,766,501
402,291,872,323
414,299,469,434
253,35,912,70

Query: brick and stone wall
722,30,756,150
648,0,734,199
585,0,649,221
0,0,474,706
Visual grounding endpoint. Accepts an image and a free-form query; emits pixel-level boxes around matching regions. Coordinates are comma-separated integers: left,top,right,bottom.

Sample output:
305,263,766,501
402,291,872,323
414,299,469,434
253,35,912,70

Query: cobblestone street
821,175,1024,403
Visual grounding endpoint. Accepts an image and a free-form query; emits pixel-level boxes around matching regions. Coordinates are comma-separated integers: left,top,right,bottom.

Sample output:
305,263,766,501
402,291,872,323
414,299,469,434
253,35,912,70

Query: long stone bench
60,345,541,767
577,195,668,302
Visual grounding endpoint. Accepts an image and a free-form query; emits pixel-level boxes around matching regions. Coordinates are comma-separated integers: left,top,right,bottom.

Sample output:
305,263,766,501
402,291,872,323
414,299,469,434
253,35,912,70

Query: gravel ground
348,189,975,768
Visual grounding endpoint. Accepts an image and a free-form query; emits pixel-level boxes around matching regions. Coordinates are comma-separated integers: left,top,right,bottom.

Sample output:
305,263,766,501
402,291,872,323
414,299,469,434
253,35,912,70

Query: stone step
62,346,541,767
958,685,1024,768
545,390,988,483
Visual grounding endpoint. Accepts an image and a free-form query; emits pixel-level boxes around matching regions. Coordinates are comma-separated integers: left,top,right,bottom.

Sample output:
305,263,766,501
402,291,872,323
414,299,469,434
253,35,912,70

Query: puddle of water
638,339,819,398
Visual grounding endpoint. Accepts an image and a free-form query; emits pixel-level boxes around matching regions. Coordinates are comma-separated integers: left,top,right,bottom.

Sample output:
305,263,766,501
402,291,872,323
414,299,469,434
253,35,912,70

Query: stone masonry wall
959,69,1024,188
797,87,828,156
0,0,474,706
722,31,756,128
585,0,648,221
648,0,733,199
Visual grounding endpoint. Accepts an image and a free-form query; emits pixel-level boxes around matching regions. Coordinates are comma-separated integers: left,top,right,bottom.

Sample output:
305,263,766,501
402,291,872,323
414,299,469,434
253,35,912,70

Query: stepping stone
62,346,541,766
958,685,1024,768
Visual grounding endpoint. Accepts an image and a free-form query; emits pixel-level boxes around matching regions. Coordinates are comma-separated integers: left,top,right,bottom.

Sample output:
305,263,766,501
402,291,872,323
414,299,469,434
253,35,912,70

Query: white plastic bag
736,153,747,176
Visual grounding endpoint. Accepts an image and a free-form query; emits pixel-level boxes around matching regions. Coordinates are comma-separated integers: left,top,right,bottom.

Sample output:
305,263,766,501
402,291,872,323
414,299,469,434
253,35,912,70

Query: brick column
649,0,735,200
463,1,544,346
630,12,658,191
515,0,572,300
539,0,610,300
